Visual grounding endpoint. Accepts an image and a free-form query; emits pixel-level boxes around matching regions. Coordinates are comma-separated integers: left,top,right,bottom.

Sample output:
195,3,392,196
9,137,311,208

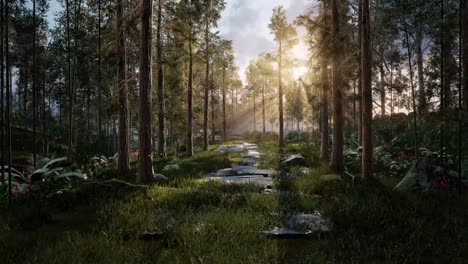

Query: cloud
219,0,315,84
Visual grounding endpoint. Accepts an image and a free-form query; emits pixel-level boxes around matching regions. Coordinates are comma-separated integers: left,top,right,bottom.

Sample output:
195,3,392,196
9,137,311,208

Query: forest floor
1,141,468,263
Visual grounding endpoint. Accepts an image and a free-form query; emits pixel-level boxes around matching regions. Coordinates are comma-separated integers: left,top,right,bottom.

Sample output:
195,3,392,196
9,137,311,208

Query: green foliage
320,179,468,263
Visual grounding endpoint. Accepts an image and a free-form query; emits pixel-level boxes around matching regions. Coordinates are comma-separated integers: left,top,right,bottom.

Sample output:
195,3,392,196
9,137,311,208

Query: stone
282,154,307,167
215,145,244,153
262,213,331,240
287,213,331,233
153,174,169,183
206,174,273,188
243,142,258,150
395,157,432,192
240,155,259,165
261,227,311,240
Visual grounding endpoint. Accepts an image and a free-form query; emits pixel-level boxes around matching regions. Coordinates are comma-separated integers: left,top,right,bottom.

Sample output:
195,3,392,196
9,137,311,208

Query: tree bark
42,76,47,156
211,80,215,143
330,0,344,171
98,0,102,154
116,0,129,174
262,80,266,133
1,0,5,180
361,0,373,179
253,88,256,132
33,0,37,166
138,0,154,183
380,61,385,116
203,20,209,151
278,40,284,148
357,0,363,145
416,26,426,112
222,65,227,140
187,34,194,157
320,60,329,160
463,0,468,109
156,0,165,157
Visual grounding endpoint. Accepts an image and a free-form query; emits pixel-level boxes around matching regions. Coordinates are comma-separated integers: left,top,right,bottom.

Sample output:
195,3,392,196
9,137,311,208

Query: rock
247,150,263,158
233,165,274,177
153,174,169,183
212,168,240,177
395,157,432,192
206,174,273,188
215,145,244,153
138,232,165,241
261,227,311,240
287,213,331,233
282,154,307,167
262,213,331,240
240,155,259,165
243,142,258,150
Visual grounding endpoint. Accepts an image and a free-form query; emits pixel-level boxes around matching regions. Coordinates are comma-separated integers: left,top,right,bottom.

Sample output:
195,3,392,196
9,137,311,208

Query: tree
330,0,344,171
255,54,276,134
168,0,202,157
296,1,332,160
269,6,297,149
320,58,330,160
463,0,468,109
116,0,129,174
361,0,373,179
201,0,225,150
156,0,166,158
219,40,234,141
138,0,154,183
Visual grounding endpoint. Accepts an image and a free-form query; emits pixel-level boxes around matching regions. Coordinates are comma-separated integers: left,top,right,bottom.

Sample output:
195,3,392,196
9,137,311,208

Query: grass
2,140,468,263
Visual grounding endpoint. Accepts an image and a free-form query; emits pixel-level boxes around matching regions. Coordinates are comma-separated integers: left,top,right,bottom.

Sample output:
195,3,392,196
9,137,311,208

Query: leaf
43,157,68,169
54,171,85,180
36,158,51,170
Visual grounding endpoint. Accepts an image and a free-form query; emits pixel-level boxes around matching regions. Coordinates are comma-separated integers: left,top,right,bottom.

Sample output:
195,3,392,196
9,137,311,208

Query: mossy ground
1,141,468,263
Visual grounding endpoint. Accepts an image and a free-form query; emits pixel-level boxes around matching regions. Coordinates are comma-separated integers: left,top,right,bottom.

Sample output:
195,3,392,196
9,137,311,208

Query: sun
291,40,309,60
290,40,309,79
293,66,308,80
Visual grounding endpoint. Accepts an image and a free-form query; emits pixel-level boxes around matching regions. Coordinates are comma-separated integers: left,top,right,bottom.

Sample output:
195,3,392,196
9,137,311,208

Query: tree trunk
33,0,37,166
211,83,215,143
330,0,344,171
203,20,209,151
278,40,284,148
42,76,47,156
253,88,256,132
116,0,129,174
138,0,154,183
262,80,266,133
222,66,227,141
353,78,357,130
156,0,166,157
358,0,363,145
320,60,329,160
380,61,385,116
416,26,426,112
66,0,72,161
98,0,102,153
1,0,5,178
361,0,373,179
187,34,194,157
24,69,28,112
463,0,468,109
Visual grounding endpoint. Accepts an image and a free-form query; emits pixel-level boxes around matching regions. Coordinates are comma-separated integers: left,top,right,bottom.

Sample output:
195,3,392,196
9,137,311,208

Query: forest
0,0,468,263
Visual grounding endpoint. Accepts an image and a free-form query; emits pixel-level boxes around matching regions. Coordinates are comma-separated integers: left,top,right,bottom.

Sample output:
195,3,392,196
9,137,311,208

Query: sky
46,0,316,84
217,0,316,83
